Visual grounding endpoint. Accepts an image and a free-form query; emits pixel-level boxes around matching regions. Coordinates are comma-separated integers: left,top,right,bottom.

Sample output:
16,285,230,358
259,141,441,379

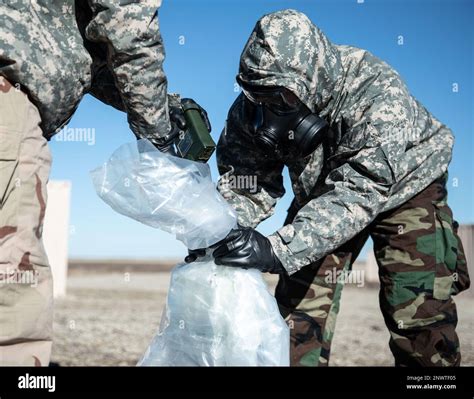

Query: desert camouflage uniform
0,78,53,366
217,10,470,366
0,0,171,365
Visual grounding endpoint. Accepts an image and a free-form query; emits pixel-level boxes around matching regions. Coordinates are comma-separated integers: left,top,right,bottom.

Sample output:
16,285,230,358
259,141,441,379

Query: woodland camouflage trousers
276,176,470,367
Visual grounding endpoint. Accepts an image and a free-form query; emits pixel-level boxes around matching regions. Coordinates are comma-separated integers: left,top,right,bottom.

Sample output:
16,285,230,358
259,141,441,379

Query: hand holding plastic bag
91,139,289,366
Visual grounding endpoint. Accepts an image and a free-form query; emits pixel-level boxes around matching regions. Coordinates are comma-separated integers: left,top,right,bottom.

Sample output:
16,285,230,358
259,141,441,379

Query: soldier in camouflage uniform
0,0,198,366
208,10,470,366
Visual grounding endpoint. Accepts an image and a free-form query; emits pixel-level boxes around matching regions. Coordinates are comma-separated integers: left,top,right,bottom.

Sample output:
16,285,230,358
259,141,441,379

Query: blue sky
49,0,473,260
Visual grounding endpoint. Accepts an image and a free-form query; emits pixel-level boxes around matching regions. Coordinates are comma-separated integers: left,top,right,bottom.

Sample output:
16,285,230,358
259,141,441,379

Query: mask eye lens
242,87,301,113
243,89,280,107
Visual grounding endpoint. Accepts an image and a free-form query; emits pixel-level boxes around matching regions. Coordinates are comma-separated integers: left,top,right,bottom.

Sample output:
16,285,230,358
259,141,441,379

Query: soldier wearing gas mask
189,10,470,367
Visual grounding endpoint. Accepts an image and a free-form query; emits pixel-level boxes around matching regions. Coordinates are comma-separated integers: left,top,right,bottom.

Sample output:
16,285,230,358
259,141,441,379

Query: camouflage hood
238,9,344,114
221,9,455,277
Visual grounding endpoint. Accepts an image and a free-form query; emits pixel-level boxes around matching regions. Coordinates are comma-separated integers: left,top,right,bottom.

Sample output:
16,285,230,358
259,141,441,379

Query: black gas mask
240,82,328,160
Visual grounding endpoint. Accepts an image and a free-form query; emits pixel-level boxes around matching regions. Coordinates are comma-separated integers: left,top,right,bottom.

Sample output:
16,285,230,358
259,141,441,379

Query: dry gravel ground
51,270,474,366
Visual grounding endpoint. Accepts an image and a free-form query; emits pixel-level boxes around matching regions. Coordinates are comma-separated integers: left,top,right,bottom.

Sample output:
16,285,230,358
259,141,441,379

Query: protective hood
238,9,344,115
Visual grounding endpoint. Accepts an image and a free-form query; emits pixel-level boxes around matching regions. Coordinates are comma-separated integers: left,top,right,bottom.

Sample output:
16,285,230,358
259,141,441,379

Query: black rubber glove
151,98,211,155
212,226,286,274
150,104,186,155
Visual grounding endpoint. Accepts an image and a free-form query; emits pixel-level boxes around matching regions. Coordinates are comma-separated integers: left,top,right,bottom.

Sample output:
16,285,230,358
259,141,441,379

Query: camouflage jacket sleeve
269,93,413,275
88,64,181,117
217,95,285,228
85,0,170,139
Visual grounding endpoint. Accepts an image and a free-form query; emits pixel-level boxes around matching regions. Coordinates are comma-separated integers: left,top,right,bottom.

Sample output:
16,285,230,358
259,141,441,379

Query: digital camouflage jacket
0,0,170,139
217,9,454,275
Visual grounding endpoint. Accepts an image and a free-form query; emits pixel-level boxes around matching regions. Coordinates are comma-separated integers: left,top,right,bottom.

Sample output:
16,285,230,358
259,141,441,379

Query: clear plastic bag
90,139,236,249
138,258,289,366
91,139,289,366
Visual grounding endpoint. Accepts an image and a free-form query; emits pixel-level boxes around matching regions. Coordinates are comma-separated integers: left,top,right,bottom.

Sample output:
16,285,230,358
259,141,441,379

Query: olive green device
175,99,216,162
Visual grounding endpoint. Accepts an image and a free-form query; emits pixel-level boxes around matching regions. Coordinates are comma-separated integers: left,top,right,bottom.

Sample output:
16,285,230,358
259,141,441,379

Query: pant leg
371,177,465,367
0,77,53,366
275,231,368,367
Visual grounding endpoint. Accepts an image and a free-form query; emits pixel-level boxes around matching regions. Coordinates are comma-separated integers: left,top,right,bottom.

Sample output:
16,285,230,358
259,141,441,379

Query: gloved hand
212,226,286,274
151,98,211,155
150,104,186,155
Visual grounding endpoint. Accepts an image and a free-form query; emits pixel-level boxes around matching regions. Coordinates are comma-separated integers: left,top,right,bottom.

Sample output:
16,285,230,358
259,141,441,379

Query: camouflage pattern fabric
216,9,469,367
0,78,53,366
217,9,455,275
275,176,469,366
0,0,170,140
276,245,360,367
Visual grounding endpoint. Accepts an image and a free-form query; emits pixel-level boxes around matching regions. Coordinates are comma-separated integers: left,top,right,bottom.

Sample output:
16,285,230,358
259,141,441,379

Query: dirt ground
51,270,474,366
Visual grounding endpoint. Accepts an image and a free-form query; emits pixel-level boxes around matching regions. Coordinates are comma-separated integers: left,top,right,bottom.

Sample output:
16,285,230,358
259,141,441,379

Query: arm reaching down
85,0,171,141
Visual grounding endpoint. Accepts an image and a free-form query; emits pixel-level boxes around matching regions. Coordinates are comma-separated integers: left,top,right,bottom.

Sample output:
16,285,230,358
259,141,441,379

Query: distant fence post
43,181,71,298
